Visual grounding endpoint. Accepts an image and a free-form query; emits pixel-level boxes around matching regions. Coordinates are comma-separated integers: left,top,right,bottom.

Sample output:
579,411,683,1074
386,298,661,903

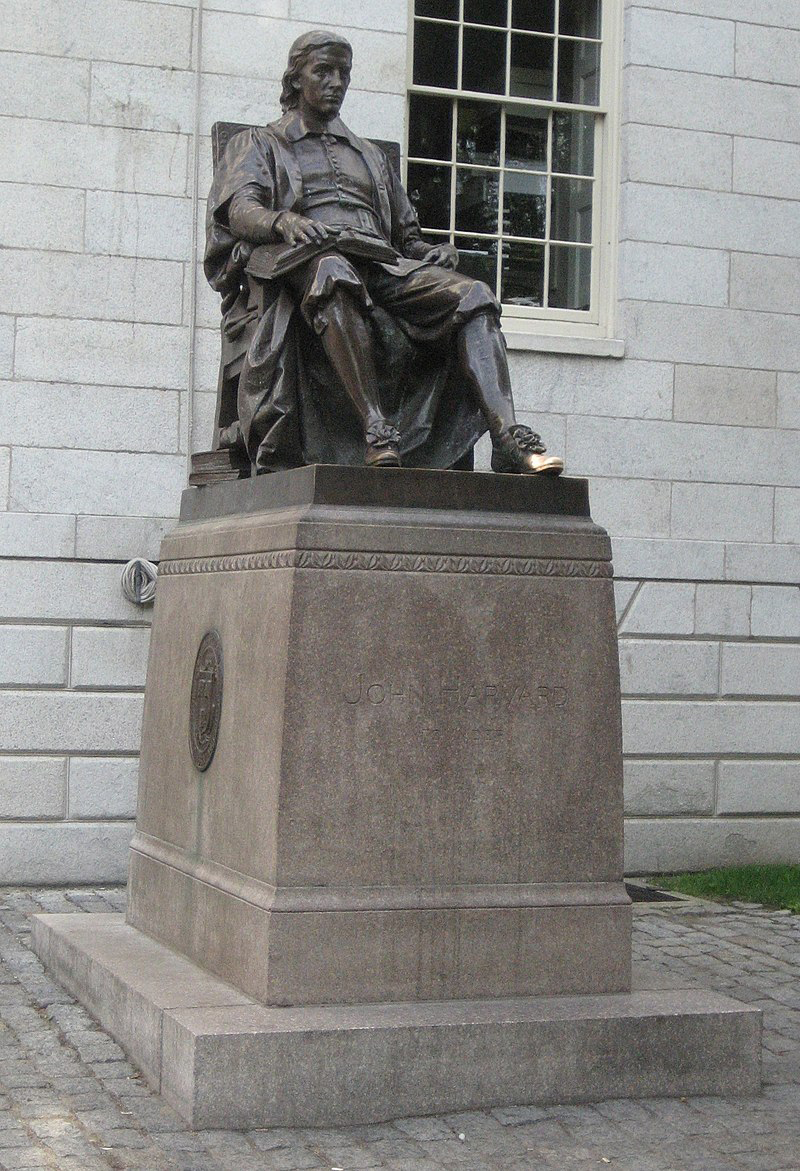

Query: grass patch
656,865,800,912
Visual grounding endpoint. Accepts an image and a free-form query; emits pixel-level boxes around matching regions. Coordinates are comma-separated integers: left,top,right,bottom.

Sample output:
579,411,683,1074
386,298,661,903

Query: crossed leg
286,253,562,473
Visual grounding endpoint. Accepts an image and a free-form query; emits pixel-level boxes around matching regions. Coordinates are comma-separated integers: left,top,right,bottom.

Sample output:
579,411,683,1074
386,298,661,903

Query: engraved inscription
189,630,224,772
342,674,569,711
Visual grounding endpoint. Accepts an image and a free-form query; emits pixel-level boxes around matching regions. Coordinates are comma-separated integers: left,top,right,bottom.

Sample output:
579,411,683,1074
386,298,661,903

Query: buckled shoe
491,424,564,476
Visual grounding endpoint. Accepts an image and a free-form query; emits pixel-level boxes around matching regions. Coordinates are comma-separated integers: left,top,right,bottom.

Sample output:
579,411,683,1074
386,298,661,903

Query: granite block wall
611,0,800,871
0,0,797,880
0,0,192,880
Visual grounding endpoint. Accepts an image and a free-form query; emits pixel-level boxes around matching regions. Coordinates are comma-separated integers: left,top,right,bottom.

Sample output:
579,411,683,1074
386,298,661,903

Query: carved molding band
161,550,612,578
131,832,629,913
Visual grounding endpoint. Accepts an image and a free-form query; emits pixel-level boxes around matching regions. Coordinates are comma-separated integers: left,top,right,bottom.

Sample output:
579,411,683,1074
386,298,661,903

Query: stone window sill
502,329,626,358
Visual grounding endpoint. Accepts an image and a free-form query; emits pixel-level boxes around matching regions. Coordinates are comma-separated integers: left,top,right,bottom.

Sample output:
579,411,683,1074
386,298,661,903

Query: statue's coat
205,116,488,471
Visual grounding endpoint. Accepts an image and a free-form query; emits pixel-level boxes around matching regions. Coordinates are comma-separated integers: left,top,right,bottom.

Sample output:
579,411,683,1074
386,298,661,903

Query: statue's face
294,45,352,119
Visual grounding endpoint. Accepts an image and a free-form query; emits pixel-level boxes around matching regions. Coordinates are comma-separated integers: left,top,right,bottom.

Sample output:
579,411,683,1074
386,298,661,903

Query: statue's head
280,30,353,117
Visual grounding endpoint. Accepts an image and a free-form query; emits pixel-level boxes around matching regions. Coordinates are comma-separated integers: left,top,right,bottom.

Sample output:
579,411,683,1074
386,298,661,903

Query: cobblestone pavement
1,888,799,1171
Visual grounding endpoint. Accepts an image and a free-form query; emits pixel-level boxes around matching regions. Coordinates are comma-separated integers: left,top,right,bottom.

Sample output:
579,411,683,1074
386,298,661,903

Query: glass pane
415,0,459,19
455,168,500,234
462,27,507,94
509,34,554,100
511,0,555,33
455,236,498,291
407,163,452,231
553,111,594,175
505,105,548,170
551,176,593,242
560,0,601,38
501,240,545,306
457,101,501,165
413,20,458,88
557,38,600,105
464,0,507,26
548,244,591,310
409,95,453,161
503,171,546,238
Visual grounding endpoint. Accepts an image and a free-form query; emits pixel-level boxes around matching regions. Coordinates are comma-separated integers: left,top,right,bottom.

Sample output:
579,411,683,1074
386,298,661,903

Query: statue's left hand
423,243,459,270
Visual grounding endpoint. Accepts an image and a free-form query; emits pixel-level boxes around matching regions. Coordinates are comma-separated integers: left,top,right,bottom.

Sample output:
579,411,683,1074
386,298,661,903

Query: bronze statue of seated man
205,29,563,477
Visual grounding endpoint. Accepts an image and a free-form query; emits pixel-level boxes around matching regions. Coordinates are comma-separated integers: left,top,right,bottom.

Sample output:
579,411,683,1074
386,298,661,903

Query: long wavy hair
280,30,353,112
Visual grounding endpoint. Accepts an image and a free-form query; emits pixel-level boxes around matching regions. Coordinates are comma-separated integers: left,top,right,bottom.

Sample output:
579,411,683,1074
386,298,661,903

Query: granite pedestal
33,466,761,1126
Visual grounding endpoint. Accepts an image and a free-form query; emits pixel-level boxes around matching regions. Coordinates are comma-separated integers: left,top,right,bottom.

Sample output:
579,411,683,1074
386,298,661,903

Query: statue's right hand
274,212,330,246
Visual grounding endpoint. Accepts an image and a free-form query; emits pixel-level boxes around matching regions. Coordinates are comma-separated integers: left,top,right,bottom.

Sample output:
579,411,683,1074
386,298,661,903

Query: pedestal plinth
33,466,761,1125
132,465,629,1005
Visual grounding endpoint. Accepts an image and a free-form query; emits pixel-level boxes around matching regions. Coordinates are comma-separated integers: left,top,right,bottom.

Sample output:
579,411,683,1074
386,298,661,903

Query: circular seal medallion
189,630,223,771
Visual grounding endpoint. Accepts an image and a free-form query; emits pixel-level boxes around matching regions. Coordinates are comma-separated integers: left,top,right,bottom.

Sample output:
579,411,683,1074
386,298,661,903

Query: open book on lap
245,228,399,281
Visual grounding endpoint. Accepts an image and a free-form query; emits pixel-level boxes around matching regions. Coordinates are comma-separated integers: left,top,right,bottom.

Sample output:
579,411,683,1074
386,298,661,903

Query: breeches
285,253,501,344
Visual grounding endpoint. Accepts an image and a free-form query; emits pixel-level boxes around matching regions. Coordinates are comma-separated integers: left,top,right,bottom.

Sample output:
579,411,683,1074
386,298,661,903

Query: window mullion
457,0,465,90
497,1,512,299
553,0,561,104
589,113,603,319
504,4,512,98
598,0,609,108
454,0,463,246
544,110,553,308
450,99,458,244
496,105,507,299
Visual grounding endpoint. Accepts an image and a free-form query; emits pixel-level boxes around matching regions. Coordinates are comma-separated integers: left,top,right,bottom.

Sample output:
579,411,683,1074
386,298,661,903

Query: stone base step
32,912,762,1129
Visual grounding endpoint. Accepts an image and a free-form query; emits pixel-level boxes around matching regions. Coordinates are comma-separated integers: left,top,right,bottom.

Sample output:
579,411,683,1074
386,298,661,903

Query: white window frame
405,0,623,356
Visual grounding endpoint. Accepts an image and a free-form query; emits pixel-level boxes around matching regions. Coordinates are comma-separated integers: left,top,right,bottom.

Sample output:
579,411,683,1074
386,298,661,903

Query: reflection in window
506,106,548,171
409,94,452,162
504,172,547,239
409,0,607,315
512,0,556,34
551,177,593,243
557,39,600,106
553,111,594,176
549,244,592,310
464,0,507,26
456,169,500,234
560,0,601,38
407,162,451,231
502,241,545,306
455,236,499,286
416,0,458,18
457,102,502,166
462,27,507,94
412,21,458,89
510,35,555,101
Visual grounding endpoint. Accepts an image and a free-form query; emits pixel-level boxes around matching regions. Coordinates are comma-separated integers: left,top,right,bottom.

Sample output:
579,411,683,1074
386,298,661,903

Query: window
407,0,621,344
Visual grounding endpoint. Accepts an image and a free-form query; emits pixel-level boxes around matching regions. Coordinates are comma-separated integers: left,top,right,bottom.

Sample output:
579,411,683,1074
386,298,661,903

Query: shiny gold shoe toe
519,452,564,476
